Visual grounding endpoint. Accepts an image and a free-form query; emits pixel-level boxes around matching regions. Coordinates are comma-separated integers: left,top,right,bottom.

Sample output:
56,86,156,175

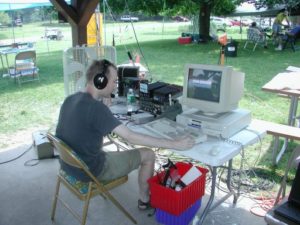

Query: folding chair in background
47,133,137,225
244,27,267,51
9,50,39,86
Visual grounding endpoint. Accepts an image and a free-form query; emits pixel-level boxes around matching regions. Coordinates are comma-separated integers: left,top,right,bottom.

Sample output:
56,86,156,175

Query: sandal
138,199,152,210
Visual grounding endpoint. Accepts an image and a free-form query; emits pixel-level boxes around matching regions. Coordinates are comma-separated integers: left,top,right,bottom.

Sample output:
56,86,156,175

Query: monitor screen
182,64,244,114
187,68,221,103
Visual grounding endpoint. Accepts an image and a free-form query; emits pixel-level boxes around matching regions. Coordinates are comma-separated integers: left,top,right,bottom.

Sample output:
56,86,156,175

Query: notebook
274,163,300,223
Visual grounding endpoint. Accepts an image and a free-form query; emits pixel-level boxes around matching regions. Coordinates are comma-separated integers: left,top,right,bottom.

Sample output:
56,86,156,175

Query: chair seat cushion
16,61,34,70
9,67,39,77
59,169,89,194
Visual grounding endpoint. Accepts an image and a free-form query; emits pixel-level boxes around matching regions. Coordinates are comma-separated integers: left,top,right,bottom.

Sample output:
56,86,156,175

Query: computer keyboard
143,117,207,144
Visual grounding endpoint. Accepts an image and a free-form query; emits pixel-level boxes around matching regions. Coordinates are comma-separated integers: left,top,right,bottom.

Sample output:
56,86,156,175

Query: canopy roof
0,0,68,11
231,2,285,17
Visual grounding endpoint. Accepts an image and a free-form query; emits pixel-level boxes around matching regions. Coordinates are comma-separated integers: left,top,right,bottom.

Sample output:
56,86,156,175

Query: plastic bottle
127,88,136,113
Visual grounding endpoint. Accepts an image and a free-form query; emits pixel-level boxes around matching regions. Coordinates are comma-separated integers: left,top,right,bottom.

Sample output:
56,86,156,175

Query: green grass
0,21,299,187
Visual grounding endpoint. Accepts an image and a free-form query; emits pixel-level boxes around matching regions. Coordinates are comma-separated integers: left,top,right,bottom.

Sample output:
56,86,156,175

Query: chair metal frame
47,133,137,225
9,50,39,85
244,27,267,51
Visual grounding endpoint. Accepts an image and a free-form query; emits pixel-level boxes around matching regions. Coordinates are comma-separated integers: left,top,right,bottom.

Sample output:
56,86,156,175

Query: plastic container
178,37,192,44
148,162,208,215
218,33,227,46
126,88,136,112
155,199,201,225
225,40,238,57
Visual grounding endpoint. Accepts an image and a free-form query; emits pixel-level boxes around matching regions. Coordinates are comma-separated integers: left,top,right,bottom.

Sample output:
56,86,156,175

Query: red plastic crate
178,37,192,44
148,162,208,215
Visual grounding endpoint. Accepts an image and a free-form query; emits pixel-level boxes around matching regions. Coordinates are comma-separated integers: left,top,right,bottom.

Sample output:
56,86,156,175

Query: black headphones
93,59,110,90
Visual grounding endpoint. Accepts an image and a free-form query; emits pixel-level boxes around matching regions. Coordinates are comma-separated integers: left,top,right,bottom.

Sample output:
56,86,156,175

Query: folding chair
282,33,298,52
47,133,137,225
244,28,267,51
9,50,39,85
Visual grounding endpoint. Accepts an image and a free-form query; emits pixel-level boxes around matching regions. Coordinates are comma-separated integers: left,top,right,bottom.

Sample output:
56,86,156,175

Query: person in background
56,59,195,210
273,10,290,50
250,22,268,48
274,21,300,51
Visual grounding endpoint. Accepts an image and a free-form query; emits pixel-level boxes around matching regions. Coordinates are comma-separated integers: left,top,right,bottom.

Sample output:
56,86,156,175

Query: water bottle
127,88,136,113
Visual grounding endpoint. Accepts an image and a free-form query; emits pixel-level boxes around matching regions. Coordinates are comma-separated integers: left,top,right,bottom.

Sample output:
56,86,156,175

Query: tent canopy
231,2,285,17
0,0,69,11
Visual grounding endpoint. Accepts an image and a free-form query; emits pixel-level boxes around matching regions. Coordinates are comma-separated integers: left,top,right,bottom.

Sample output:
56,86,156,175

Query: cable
0,144,33,165
24,159,39,166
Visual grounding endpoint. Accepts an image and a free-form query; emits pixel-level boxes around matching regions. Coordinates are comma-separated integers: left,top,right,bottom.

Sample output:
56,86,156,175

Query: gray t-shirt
56,92,121,181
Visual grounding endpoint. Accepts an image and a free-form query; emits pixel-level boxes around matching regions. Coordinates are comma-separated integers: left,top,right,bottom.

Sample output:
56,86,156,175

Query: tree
0,12,10,26
197,0,236,41
107,0,237,41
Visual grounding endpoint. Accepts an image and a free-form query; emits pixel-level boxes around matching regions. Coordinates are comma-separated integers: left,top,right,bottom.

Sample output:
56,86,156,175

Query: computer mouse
209,145,221,156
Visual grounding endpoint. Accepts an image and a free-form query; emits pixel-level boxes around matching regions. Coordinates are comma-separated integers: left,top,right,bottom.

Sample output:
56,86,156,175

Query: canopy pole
9,4,16,44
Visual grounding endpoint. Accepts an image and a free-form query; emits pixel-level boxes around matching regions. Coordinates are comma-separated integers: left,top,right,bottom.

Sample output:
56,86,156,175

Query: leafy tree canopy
106,0,237,17
242,0,299,10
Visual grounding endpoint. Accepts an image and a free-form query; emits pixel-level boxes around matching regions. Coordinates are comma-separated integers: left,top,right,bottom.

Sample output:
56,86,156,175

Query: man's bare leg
138,148,155,203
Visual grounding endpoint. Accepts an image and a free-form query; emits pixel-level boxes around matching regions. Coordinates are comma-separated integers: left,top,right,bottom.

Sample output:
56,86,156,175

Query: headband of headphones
93,59,111,90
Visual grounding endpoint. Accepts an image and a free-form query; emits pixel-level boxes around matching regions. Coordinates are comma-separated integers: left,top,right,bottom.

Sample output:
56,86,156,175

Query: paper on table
286,66,300,72
263,72,300,90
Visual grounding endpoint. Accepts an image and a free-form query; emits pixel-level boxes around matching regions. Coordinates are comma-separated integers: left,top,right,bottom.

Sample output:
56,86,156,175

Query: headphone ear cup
94,73,108,90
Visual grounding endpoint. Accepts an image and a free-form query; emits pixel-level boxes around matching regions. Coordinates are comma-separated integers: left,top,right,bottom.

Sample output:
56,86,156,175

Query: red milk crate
178,37,192,44
148,162,208,215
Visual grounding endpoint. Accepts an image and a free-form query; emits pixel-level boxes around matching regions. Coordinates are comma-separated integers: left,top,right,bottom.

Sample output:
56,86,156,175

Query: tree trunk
199,2,212,42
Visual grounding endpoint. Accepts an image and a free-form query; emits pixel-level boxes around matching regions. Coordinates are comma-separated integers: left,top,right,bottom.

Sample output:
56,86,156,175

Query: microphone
127,51,135,66
127,51,133,61
110,93,115,98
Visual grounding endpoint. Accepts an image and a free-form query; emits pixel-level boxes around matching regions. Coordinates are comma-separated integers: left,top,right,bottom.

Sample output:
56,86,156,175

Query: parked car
14,18,22,27
210,17,231,30
231,19,242,26
172,16,189,22
241,18,254,26
120,15,139,22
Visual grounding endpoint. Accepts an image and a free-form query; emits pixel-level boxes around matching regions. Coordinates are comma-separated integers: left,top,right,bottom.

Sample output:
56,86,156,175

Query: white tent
0,0,53,11
232,2,285,17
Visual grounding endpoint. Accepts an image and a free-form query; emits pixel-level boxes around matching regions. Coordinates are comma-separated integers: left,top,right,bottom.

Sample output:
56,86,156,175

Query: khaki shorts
97,149,141,182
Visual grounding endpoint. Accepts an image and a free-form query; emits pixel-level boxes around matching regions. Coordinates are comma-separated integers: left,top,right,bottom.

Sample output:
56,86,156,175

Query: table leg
288,96,298,127
227,159,239,204
197,160,236,225
4,54,9,75
197,166,217,225
275,146,300,206
274,96,298,165
0,54,6,76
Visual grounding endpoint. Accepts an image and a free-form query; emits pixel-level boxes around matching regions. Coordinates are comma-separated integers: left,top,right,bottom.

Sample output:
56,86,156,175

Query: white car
241,18,254,26
210,17,231,30
120,15,139,22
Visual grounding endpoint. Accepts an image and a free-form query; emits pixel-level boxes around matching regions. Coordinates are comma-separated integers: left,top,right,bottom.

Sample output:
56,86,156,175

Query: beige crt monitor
181,64,245,114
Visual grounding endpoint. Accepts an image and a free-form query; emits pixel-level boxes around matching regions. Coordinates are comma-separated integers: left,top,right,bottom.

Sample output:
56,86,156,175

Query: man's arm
112,124,195,151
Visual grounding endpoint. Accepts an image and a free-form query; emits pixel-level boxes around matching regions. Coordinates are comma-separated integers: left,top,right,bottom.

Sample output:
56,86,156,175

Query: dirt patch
0,126,49,152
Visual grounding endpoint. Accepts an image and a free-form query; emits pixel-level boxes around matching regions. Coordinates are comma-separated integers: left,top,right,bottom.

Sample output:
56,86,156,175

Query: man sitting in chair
250,22,268,48
275,24,300,51
56,59,195,210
